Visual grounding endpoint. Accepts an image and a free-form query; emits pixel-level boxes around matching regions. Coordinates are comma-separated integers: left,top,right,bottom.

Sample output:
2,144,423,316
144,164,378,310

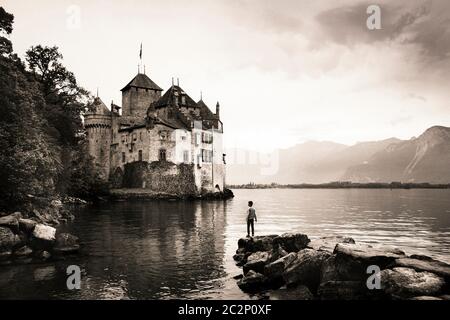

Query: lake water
1,189,449,299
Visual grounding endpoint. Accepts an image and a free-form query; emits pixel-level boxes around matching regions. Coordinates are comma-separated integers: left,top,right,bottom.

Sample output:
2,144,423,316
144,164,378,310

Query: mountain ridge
226,126,450,184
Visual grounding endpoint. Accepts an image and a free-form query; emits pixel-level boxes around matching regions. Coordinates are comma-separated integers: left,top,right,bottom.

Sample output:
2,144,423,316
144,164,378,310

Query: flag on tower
139,43,142,60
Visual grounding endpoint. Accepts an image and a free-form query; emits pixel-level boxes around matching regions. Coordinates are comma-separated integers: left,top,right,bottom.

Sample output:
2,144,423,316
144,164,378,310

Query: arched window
159,149,166,161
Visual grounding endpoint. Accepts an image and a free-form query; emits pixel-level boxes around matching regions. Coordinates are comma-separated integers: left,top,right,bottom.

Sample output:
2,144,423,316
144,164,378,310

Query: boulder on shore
19,218,37,234
243,251,271,274
238,235,278,253
233,233,450,300
237,270,267,292
393,256,450,280
273,233,310,253
283,249,331,292
307,236,355,254
264,252,297,280
380,267,446,299
268,285,314,300
0,213,21,233
334,243,406,269
32,224,56,242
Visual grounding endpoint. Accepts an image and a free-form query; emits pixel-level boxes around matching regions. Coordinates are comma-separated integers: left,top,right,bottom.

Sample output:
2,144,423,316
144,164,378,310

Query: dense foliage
0,7,105,211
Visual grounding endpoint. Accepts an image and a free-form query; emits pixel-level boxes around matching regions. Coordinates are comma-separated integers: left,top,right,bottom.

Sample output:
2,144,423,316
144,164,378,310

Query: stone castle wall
120,161,197,196
122,88,161,118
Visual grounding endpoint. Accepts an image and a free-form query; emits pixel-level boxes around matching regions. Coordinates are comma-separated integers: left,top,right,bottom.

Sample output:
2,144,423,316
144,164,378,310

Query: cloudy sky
3,0,450,151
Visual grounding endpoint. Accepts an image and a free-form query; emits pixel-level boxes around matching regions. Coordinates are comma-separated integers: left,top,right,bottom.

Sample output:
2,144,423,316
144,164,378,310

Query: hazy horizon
3,0,450,152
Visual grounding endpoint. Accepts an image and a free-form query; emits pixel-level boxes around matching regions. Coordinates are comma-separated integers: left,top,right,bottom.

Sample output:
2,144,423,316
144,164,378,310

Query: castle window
195,133,200,146
132,133,137,141
122,152,126,163
138,150,143,161
159,130,169,141
159,149,166,161
201,149,212,163
181,95,186,105
183,150,189,163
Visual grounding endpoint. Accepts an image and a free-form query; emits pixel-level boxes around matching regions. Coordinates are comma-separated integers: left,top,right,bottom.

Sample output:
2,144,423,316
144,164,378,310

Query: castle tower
121,73,163,119
84,97,112,179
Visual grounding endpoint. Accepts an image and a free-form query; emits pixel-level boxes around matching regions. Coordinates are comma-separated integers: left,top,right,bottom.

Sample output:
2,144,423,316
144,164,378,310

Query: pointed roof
152,85,197,109
197,99,216,120
121,73,162,92
86,97,111,115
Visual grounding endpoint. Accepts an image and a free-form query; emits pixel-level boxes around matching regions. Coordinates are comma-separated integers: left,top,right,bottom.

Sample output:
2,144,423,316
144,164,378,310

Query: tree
26,45,90,146
0,53,61,210
0,7,14,55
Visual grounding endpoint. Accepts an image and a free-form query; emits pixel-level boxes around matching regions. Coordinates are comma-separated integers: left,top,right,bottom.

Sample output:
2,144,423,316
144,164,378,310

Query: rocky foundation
0,198,81,265
233,234,450,300
109,187,234,201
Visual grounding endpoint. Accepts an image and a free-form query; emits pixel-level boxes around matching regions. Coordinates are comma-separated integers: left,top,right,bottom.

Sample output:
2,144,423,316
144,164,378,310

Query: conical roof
86,97,111,115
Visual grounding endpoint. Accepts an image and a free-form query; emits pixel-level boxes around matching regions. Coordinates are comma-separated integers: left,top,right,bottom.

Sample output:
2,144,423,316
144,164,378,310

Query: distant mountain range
226,126,450,184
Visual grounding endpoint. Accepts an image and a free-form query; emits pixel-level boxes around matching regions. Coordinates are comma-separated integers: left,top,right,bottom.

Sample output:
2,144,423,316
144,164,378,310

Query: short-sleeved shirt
247,207,256,220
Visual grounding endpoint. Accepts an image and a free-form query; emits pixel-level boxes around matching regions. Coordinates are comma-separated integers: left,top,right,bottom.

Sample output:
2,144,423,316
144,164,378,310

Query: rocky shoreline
233,234,450,300
0,197,83,265
109,188,234,201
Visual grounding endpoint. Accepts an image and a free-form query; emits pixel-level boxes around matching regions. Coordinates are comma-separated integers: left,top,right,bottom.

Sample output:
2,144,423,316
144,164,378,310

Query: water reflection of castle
90,201,228,298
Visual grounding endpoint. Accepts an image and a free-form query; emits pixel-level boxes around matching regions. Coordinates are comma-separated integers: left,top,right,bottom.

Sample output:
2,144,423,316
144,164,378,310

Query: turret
84,97,112,179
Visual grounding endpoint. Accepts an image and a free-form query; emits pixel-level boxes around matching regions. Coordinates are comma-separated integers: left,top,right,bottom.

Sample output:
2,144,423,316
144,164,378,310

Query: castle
84,72,225,196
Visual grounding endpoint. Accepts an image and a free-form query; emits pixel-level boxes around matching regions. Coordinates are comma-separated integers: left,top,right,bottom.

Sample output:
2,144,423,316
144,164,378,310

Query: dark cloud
315,0,450,63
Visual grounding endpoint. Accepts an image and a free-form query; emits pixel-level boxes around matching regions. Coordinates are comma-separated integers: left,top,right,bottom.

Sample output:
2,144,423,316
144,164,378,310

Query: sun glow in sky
3,0,450,151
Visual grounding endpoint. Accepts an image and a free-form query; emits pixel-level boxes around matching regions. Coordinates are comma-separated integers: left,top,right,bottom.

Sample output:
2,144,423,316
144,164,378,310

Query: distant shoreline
227,182,450,190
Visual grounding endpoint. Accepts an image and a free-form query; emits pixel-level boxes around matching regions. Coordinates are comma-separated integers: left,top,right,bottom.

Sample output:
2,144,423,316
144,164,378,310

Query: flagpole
139,43,143,74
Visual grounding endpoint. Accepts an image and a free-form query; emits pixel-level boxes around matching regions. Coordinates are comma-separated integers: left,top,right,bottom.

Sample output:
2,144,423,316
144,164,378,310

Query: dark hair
248,201,253,207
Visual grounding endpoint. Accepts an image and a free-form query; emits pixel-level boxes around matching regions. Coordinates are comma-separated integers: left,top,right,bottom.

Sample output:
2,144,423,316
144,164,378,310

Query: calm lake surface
1,189,450,299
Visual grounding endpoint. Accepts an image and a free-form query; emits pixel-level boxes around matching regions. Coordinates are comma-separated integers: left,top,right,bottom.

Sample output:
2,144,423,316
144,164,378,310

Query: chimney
216,101,220,118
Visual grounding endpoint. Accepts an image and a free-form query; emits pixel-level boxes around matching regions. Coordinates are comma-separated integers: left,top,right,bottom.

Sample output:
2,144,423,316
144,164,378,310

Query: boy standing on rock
246,201,257,237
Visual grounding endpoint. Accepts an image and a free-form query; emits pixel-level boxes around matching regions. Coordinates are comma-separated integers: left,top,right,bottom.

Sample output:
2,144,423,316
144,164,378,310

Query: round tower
84,97,112,179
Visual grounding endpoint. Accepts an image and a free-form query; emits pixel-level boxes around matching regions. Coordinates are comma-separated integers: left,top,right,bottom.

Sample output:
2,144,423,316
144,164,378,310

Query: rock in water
14,246,33,257
283,249,331,292
53,233,80,254
273,233,310,252
243,251,271,274
0,227,16,258
307,236,355,254
32,224,56,242
237,270,267,292
409,296,443,300
268,285,314,300
380,267,445,299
